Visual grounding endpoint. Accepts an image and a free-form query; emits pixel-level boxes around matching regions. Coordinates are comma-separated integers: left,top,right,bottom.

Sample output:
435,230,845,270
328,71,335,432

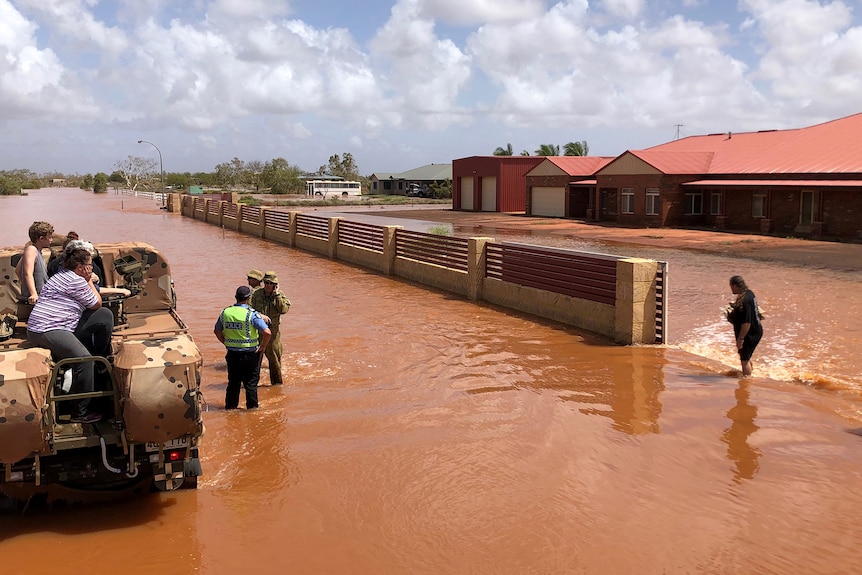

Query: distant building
452,156,543,212
451,112,862,240
369,164,452,196
593,112,862,239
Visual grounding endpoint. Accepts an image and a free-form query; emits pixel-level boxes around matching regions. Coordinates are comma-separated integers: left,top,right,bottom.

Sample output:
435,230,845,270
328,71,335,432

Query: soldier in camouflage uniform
247,269,264,292
250,271,290,385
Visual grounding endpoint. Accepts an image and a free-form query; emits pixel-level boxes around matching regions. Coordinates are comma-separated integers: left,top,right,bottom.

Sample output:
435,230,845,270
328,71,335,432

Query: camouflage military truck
0,242,203,507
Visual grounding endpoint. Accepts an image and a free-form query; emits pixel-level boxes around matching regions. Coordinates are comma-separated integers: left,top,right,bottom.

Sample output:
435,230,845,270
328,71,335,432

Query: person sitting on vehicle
26,247,115,424
16,221,54,306
46,232,80,277
48,239,106,287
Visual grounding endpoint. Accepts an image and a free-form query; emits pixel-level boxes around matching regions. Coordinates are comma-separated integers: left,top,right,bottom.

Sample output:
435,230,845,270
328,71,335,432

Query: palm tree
564,141,590,156
534,144,560,156
493,143,514,156
519,150,531,156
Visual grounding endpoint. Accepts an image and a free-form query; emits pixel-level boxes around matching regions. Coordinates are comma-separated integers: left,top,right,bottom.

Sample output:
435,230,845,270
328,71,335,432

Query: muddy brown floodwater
2,188,862,574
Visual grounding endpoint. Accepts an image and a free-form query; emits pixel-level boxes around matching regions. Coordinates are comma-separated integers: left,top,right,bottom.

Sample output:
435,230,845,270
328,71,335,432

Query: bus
305,180,362,197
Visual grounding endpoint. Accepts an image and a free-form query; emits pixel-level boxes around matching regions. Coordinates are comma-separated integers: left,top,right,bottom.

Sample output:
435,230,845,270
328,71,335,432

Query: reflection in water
556,346,666,435
722,379,761,482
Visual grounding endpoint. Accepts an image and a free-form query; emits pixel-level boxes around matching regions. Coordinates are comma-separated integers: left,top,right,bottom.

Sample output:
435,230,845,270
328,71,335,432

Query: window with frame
710,191,722,215
684,192,703,215
646,189,660,215
752,192,766,218
621,188,634,214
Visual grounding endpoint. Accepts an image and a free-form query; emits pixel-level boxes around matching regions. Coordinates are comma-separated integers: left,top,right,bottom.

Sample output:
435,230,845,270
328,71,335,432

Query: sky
1,0,861,177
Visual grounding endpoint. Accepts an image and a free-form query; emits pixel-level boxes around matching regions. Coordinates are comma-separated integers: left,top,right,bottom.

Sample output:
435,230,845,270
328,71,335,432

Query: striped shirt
27,268,98,333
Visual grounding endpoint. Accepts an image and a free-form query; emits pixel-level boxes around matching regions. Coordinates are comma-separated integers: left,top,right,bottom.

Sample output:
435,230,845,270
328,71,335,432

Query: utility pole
674,124,684,140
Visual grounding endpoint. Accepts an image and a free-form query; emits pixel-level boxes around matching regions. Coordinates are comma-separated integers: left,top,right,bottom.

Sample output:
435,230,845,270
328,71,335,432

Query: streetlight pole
137,139,165,208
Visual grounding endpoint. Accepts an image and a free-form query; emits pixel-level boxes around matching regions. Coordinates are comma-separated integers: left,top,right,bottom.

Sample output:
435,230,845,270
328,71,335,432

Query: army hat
247,269,264,281
235,285,252,300
263,271,279,284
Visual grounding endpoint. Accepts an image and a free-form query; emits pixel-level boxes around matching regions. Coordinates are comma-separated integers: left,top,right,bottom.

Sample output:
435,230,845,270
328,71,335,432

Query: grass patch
428,224,452,236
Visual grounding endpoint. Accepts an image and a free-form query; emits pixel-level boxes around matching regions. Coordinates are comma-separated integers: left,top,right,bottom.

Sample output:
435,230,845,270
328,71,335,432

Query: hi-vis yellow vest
221,305,259,350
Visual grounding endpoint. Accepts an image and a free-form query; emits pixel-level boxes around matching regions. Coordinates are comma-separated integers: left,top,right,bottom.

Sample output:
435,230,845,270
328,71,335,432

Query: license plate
145,437,189,452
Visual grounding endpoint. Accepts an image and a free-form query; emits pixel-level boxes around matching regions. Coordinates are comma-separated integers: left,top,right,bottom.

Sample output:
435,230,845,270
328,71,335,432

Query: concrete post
382,226,402,275
259,207,269,238
614,258,658,345
328,217,342,259
287,212,298,247
467,237,494,301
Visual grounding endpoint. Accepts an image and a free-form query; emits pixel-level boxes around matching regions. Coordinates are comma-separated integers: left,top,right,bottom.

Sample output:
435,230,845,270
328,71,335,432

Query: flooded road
2,189,862,574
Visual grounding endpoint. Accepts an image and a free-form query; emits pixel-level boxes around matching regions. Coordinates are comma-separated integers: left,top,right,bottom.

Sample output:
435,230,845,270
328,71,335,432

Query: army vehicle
0,242,203,507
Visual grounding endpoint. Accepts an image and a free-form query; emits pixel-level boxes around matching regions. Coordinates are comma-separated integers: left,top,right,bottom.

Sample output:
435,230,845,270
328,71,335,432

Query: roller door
531,187,565,217
460,177,474,210
481,177,497,212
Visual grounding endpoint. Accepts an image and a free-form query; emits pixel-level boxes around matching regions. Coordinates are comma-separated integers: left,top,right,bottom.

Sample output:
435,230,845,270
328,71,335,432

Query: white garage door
532,187,565,217
481,177,497,212
460,177,474,210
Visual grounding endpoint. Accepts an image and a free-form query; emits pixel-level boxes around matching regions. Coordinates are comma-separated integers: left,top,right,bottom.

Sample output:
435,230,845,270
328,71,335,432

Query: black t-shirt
729,290,762,338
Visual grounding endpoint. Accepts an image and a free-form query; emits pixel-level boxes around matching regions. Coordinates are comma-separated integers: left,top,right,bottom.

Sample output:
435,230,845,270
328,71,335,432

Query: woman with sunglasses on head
27,247,115,424
726,275,763,377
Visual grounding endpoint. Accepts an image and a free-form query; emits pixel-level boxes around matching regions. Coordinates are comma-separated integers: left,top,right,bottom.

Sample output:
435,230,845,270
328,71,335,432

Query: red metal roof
639,112,862,175
535,156,615,176
683,179,862,187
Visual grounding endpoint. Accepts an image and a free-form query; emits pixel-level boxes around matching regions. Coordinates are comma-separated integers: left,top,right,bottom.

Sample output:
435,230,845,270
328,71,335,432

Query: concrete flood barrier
173,194,664,345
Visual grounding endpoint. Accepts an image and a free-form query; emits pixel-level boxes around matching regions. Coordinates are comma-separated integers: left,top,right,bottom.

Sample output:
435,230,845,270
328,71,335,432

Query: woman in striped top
27,247,114,424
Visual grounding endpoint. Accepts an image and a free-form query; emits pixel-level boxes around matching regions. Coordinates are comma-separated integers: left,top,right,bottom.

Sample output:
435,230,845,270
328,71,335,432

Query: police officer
250,271,290,385
214,286,271,409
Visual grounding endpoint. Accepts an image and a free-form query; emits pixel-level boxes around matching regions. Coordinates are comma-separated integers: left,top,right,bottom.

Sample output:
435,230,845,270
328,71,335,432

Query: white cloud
369,0,472,129
15,0,129,51
421,0,546,25
0,0,98,121
742,0,862,114
600,0,645,20
1,0,861,174
206,0,293,23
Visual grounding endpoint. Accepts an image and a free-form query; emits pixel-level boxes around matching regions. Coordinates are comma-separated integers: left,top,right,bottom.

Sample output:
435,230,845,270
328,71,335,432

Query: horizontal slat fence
224,203,237,219
241,205,261,225
295,213,329,240
486,242,619,305
264,210,291,232
338,220,385,252
395,230,469,272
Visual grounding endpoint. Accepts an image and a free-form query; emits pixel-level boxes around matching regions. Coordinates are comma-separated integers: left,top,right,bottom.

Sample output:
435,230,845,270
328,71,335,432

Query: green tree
165,172,192,189
429,178,452,199
80,174,94,190
564,141,590,156
493,143,513,156
0,169,43,194
534,144,560,156
323,153,360,180
262,157,304,194
244,160,265,191
520,150,531,156
214,157,245,189
93,172,108,194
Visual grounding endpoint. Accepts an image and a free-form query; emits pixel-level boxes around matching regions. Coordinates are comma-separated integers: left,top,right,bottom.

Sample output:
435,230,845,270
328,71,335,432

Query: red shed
452,156,544,212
